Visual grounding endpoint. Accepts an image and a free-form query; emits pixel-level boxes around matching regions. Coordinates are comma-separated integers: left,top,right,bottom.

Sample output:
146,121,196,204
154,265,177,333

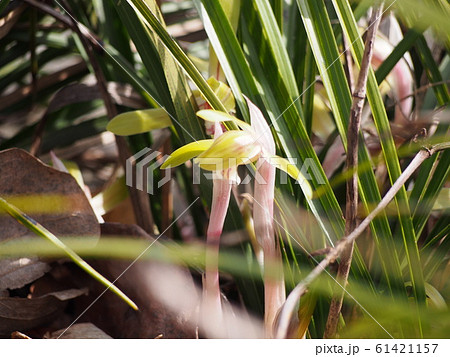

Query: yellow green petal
161,140,214,169
270,156,313,199
196,109,252,131
107,108,172,136
206,77,235,112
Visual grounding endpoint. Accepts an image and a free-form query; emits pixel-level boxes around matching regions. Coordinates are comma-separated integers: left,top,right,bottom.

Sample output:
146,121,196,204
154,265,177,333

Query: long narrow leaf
0,197,138,310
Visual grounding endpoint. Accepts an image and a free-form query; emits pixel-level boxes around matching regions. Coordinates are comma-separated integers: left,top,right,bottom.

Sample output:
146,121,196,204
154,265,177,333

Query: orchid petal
107,108,172,136
270,156,313,199
245,96,275,155
197,109,252,132
213,120,223,138
161,140,214,169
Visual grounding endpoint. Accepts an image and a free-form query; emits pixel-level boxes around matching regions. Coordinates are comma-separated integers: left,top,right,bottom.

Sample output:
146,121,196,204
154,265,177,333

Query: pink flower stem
203,174,232,315
254,159,285,338
202,121,232,322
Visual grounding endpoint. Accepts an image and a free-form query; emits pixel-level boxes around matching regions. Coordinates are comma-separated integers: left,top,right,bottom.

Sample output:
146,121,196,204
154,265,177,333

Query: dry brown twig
323,4,384,338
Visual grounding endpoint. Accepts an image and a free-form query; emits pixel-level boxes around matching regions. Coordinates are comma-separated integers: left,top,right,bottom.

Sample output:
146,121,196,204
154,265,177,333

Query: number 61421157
375,344,438,354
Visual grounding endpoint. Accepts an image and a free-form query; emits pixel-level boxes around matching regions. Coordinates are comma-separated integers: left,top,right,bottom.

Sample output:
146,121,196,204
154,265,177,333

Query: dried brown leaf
0,288,87,336
0,257,50,290
0,148,100,243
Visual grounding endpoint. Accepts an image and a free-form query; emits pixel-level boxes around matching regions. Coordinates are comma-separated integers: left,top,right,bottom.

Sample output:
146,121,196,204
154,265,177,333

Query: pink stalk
203,123,232,320
254,158,285,337
247,98,285,337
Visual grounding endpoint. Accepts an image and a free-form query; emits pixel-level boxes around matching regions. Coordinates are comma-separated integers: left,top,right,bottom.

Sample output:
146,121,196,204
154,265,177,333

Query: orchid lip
194,130,263,171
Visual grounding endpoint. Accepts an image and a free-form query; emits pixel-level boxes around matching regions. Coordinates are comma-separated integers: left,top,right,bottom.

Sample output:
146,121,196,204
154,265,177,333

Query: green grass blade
412,149,450,237
423,55,450,110
95,0,135,68
0,197,138,310
411,36,450,236
253,0,302,112
268,0,283,29
415,35,450,106
111,1,173,107
375,29,422,84
285,1,309,90
302,47,316,136
421,217,449,281
408,42,449,238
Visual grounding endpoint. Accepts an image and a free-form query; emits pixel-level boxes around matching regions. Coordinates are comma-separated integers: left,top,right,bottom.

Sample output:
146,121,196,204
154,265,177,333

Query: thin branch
22,0,103,51
342,33,354,92
324,4,383,338
275,141,449,339
29,7,38,104
385,80,450,110
0,61,87,111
